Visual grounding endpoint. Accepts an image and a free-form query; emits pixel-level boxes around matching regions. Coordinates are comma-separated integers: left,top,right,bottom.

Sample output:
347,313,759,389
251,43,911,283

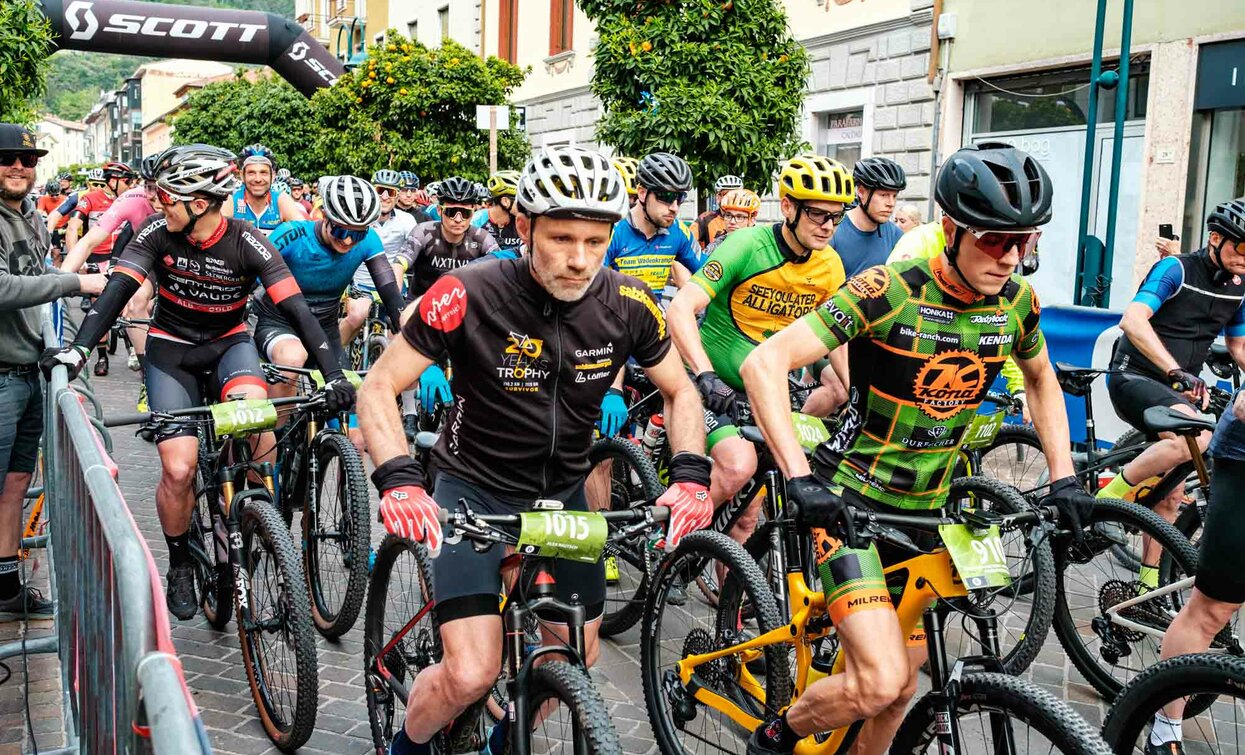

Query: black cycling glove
695,371,737,417
788,475,846,530
322,373,357,414
1043,476,1095,537
1167,368,1207,403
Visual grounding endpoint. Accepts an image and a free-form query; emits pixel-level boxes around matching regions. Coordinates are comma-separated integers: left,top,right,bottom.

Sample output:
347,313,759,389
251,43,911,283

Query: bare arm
1015,345,1075,481
60,226,109,272
358,335,434,467
666,284,714,374
279,192,309,221
45,210,63,235
1119,301,1180,374
671,262,691,287
741,319,832,478
65,217,83,250
642,347,705,457
1227,335,1245,373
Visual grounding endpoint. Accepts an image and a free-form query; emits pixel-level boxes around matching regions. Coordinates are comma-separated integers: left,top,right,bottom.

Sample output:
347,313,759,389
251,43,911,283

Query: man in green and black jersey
739,143,1095,755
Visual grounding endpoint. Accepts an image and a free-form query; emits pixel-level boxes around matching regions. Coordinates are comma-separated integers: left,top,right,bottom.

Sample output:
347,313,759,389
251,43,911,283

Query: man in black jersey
358,146,713,755
42,145,356,621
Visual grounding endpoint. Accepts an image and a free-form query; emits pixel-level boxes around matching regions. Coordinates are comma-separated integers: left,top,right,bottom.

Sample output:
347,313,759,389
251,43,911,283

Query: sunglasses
953,221,1042,260
0,153,39,169
722,211,754,223
650,190,687,206
155,186,196,207
441,205,473,221
801,205,847,227
374,185,399,197
329,223,369,244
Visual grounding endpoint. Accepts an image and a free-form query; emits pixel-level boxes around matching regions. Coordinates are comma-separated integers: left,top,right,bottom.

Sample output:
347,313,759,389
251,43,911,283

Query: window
819,110,863,167
438,6,450,39
407,20,417,41
498,0,518,63
550,0,574,56
969,63,1150,135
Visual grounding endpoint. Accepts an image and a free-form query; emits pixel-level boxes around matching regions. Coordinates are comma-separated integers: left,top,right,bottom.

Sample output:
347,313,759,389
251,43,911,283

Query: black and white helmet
637,152,693,192
154,144,240,199
438,176,478,204
516,145,629,221
320,175,382,226
714,174,744,192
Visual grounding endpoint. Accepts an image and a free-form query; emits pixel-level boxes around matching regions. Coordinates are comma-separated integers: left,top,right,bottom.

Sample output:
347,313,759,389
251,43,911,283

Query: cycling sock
0,556,19,600
1097,471,1134,500
1150,713,1182,745
400,389,418,416
165,532,191,568
755,711,801,752
1138,563,1159,590
388,724,431,755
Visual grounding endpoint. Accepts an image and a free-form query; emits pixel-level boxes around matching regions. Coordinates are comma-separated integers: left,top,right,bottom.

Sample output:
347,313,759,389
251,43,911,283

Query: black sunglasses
442,205,473,220
0,153,38,169
801,205,847,227
650,190,687,206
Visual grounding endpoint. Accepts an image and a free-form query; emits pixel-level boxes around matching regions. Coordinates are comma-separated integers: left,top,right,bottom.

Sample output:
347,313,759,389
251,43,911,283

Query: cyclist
356,145,713,755
667,154,849,551
289,177,312,214
833,156,906,276
340,169,418,346
257,176,406,401
894,203,923,233
395,176,498,300
36,179,65,260
471,170,523,252
1097,198,1245,585
612,155,639,208
40,144,355,621
603,152,702,298
396,171,433,222
693,174,744,248
703,188,761,253
739,142,1094,755
887,216,945,263
223,143,308,233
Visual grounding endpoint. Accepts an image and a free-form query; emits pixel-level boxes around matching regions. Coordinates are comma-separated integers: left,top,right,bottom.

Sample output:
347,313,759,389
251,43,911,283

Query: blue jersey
264,220,385,320
831,215,905,277
603,216,702,294
231,186,285,234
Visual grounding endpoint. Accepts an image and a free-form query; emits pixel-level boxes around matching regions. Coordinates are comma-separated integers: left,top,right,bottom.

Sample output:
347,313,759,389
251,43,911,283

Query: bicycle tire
641,530,791,755
1052,498,1200,700
592,436,665,639
366,333,387,369
364,534,439,753
892,672,1112,755
304,432,371,639
1158,502,1204,588
237,498,319,751
969,424,1047,494
1111,461,1198,572
191,465,232,630
1102,653,1245,752
513,660,623,755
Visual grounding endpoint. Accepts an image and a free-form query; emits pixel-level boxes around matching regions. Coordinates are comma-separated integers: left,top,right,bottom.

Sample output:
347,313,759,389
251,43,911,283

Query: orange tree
0,0,53,124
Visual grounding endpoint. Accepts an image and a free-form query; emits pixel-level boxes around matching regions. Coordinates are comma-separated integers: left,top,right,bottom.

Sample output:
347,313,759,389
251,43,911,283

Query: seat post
1083,385,1099,462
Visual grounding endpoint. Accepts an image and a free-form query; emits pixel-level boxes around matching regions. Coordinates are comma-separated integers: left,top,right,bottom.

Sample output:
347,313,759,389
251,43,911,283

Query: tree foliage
0,0,53,125
579,0,809,199
170,74,323,177
42,52,156,121
311,34,530,180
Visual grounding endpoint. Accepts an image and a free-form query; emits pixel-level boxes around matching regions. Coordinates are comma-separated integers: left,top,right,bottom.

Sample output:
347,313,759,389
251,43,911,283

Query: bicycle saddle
1055,362,1109,397
1142,405,1216,436
1207,342,1237,380
740,425,816,458
415,431,439,451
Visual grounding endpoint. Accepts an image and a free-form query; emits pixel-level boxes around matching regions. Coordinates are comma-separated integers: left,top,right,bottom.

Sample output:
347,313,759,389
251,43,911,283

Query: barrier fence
0,317,212,753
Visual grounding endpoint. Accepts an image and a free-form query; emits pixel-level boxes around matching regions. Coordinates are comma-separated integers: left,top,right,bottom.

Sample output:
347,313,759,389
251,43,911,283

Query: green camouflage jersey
802,255,1044,510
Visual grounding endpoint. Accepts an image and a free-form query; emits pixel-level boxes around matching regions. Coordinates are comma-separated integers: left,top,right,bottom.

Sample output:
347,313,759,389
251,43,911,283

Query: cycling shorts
430,473,605,625
145,333,267,443
253,310,346,369
347,284,379,300
703,394,752,452
1107,371,1195,438
1196,456,1245,604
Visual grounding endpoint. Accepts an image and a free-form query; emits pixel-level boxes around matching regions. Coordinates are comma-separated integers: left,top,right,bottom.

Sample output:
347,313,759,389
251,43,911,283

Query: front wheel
190,466,231,629
303,432,371,639
892,672,1112,755
520,660,623,755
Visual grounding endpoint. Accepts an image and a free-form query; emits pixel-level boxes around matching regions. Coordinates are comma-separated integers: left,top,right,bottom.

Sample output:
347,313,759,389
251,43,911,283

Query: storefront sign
1195,40,1245,111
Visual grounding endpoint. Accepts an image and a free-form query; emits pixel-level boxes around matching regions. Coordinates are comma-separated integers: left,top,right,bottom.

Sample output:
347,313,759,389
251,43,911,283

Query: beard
531,253,598,302
1,174,33,202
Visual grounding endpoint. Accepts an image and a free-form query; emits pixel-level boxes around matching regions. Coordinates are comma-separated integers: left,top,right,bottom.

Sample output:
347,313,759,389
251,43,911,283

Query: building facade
34,115,89,181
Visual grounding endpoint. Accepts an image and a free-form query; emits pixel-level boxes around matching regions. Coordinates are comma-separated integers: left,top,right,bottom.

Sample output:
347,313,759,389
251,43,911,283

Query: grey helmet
637,152,693,192
934,142,1052,230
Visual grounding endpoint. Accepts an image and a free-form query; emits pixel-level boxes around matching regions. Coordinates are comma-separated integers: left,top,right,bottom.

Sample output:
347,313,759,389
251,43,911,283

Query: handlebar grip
104,412,152,428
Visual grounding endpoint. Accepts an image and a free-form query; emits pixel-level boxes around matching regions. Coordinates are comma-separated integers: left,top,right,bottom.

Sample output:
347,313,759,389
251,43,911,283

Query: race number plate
939,524,1011,589
516,511,608,563
960,410,1005,450
211,398,278,437
792,413,831,453
310,369,364,389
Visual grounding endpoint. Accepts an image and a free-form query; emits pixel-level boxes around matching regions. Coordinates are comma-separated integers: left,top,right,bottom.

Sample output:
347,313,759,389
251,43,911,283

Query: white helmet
155,144,240,199
86,168,105,183
714,174,744,192
517,146,628,222
320,175,381,226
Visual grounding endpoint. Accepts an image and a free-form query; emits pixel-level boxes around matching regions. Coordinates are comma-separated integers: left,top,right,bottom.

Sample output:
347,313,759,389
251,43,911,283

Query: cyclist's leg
256,317,307,402
801,359,847,418
709,434,758,542
340,289,371,345
147,339,204,549
209,336,274,462
1104,374,1207,492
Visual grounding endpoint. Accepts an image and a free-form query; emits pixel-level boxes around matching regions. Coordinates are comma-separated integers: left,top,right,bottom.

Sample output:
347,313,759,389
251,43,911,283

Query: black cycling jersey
74,216,342,378
477,214,522,252
401,257,671,497
397,221,499,299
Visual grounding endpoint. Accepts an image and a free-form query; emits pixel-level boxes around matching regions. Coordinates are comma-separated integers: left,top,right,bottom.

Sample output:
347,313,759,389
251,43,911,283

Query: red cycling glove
658,452,714,552
372,457,443,556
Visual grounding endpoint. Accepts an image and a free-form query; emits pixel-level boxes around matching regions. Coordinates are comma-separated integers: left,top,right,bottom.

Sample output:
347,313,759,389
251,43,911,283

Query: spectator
895,203,924,233
0,124,105,620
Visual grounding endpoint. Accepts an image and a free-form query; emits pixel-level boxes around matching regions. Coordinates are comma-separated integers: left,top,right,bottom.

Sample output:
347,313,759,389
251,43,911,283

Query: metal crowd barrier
0,317,213,753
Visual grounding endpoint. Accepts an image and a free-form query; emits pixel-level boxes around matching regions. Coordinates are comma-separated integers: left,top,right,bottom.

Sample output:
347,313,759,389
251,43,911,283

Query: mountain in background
43,0,296,121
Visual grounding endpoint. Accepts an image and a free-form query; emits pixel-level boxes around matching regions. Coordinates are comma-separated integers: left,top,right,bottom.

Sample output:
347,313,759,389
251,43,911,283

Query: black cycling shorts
431,473,605,625
1107,371,1195,437
1196,456,1245,604
253,310,346,369
145,333,267,442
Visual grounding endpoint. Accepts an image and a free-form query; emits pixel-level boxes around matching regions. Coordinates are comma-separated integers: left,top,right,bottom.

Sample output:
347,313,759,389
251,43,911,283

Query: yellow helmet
612,156,639,196
778,154,854,203
719,188,760,215
487,170,520,198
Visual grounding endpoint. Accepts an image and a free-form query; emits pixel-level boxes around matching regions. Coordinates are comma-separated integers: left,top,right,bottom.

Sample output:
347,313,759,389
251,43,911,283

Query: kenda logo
66,1,265,42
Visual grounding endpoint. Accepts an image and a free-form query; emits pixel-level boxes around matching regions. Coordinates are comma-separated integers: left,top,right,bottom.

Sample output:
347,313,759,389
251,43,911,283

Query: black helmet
140,153,161,181
372,169,402,188
637,152,693,192
935,142,1053,230
44,179,60,194
1207,198,1245,243
852,157,907,191
438,176,478,204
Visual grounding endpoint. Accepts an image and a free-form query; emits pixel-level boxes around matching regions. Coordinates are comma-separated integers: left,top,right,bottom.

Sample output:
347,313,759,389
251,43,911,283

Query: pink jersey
95,187,156,236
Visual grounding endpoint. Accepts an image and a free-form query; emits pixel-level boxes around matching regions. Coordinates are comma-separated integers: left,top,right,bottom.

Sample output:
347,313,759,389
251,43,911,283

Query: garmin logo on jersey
420,276,468,332
969,312,1009,327
912,350,987,420
979,334,1014,347
575,343,614,359
918,305,955,324
65,1,265,42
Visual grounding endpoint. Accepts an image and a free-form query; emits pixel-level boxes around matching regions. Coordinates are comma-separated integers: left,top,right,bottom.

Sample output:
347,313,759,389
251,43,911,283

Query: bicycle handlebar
102,394,321,428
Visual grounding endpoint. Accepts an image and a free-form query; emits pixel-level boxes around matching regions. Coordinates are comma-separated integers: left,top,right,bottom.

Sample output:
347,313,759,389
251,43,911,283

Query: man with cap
0,124,106,620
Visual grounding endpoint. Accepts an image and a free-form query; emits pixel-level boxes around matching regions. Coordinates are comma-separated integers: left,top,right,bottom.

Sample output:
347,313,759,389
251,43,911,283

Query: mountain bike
347,288,391,371
363,498,670,755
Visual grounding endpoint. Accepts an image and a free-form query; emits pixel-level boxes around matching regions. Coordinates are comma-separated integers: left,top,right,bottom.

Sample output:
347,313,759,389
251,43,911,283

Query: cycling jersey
802,256,1044,510
471,209,522,251
73,189,117,260
230,186,285,234
353,209,417,290
693,209,726,249
396,221,499,299
832,214,904,277
93,186,156,237
887,221,945,263
36,194,62,220
54,191,81,218
401,204,434,224
401,256,671,497
691,223,846,390
1111,251,1245,381
603,216,702,294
